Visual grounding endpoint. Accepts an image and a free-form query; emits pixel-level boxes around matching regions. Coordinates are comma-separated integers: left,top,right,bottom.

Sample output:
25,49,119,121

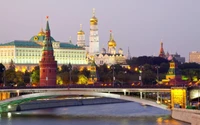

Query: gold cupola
90,8,98,25
77,24,85,35
38,28,45,36
108,30,116,47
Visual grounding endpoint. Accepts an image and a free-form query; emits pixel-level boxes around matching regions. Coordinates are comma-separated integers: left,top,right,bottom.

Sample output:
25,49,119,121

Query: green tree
31,66,40,85
81,67,90,78
142,70,156,85
78,74,88,84
5,69,16,86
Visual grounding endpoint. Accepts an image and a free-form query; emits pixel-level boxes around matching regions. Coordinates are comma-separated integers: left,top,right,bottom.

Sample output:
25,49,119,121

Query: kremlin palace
0,9,127,72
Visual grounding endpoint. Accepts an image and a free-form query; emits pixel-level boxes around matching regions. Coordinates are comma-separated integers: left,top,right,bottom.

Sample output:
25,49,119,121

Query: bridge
0,86,197,112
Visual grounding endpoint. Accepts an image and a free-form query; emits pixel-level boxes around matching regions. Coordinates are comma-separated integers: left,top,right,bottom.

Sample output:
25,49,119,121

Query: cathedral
76,9,127,66
0,8,127,72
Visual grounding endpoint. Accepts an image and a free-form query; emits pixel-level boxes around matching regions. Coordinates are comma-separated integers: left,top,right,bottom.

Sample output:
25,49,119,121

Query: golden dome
38,28,45,36
77,30,85,35
90,8,98,25
108,40,117,47
77,24,85,35
108,30,116,47
90,16,98,25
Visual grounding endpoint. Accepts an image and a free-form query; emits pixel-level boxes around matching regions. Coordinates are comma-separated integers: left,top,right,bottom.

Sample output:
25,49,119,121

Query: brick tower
39,16,57,86
159,41,166,58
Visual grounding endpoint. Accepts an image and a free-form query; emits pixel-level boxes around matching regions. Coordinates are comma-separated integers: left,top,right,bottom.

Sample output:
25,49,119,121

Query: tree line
0,56,200,87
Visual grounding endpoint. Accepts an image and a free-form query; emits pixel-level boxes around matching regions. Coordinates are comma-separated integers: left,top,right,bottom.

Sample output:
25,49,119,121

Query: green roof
0,40,84,49
30,35,56,42
0,40,41,47
60,42,83,49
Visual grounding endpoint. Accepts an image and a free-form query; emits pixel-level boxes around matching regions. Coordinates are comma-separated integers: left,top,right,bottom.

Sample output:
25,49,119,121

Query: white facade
77,24,86,47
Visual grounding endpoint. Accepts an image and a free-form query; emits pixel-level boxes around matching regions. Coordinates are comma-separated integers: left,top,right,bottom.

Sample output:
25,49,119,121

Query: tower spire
128,47,131,59
92,8,95,17
109,30,113,41
159,39,166,58
46,16,50,31
80,24,82,30
43,16,53,51
69,36,72,43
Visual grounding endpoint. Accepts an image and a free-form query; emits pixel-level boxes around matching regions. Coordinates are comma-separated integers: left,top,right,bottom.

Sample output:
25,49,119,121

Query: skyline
0,0,200,61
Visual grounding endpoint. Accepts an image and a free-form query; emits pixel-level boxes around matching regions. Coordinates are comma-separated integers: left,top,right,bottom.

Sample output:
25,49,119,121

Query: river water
0,102,189,125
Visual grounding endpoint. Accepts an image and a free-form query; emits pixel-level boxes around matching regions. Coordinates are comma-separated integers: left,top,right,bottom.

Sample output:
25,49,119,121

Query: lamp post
69,67,72,85
2,67,5,87
138,66,143,86
198,88,199,110
111,66,115,87
155,66,160,81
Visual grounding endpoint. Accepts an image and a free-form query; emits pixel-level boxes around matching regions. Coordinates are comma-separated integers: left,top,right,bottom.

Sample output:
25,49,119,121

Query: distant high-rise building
189,51,200,64
89,8,99,55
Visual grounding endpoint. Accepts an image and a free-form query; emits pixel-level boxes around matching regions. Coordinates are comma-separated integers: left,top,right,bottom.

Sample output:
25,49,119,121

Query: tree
5,69,16,86
78,74,88,84
142,70,156,85
31,66,40,86
8,59,15,70
81,67,90,78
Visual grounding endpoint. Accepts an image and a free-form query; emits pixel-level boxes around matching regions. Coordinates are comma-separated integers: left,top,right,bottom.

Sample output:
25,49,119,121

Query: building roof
59,43,83,49
30,35,56,42
0,40,84,49
0,40,41,47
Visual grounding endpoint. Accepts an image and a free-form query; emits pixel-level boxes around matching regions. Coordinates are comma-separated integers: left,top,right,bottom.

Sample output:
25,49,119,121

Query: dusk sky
0,0,200,61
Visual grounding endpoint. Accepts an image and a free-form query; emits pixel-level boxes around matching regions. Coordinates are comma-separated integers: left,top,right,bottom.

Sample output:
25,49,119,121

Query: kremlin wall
0,9,127,73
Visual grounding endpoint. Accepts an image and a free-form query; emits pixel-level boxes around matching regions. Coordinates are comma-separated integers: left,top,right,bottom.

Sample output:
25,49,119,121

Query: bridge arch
0,91,168,111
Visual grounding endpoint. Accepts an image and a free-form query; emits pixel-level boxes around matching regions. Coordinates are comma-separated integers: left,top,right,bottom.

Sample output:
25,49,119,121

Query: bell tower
89,8,99,55
39,16,57,86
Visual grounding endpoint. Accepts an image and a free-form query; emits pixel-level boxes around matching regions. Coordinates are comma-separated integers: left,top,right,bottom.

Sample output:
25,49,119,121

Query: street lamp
155,66,160,81
138,66,143,86
2,67,5,87
68,66,72,85
111,66,115,87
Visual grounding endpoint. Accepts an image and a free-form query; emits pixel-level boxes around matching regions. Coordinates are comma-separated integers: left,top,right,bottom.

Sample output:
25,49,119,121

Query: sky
0,0,200,61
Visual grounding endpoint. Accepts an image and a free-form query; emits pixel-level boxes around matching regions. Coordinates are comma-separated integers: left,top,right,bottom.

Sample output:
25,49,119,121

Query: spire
43,16,53,51
46,16,50,31
159,39,165,58
80,24,82,30
128,47,131,59
109,30,113,41
69,36,72,43
92,8,95,17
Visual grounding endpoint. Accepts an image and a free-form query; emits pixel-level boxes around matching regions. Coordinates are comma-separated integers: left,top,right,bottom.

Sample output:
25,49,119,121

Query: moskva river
0,102,189,125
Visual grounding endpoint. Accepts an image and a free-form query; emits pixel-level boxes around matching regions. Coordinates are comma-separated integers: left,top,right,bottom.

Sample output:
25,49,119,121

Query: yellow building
0,18,87,72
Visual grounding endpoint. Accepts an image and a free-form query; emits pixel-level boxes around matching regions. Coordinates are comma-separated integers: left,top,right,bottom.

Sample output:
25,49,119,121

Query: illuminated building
89,8,99,55
39,17,57,86
161,60,187,85
94,31,126,66
0,19,87,72
189,51,200,64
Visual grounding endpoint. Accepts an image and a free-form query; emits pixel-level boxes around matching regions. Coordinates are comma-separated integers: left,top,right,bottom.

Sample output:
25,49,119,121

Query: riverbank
172,108,200,125
16,97,129,111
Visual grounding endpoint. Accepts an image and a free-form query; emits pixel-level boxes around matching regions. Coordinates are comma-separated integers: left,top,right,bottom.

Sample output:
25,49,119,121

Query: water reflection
0,102,189,125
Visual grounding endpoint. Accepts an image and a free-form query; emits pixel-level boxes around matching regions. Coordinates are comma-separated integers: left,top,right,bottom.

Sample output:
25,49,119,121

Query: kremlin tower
108,30,117,54
77,24,85,47
158,41,166,58
89,8,99,55
39,16,57,86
